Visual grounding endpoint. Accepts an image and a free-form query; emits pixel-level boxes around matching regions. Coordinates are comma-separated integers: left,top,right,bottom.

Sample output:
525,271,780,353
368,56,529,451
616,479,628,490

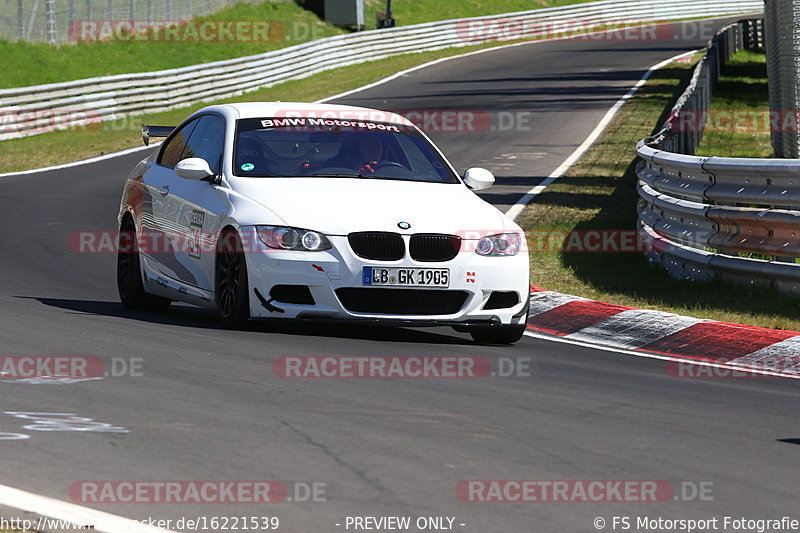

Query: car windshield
233,117,459,183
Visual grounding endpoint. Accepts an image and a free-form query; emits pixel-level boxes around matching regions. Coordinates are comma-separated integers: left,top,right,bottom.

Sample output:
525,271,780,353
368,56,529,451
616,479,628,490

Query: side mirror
175,158,215,181
463,167,495,191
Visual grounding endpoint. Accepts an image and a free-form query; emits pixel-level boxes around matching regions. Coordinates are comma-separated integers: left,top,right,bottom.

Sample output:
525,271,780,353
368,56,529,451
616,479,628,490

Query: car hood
228,177,512,236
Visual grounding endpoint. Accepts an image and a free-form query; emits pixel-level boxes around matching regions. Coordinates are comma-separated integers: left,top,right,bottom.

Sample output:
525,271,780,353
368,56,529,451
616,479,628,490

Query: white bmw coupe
117,102,529,344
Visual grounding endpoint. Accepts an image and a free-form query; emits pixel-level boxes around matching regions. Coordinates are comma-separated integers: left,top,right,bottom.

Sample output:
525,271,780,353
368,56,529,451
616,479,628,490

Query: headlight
475,233,522,256
257,226,332,252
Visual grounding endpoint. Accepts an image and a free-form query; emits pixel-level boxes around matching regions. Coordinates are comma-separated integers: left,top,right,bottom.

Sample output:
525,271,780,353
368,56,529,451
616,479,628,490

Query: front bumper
242,228,530,326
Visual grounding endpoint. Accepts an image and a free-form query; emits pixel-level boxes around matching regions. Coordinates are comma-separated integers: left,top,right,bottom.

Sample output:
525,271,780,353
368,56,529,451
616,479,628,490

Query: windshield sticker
241,163,255,172
259,117,401,133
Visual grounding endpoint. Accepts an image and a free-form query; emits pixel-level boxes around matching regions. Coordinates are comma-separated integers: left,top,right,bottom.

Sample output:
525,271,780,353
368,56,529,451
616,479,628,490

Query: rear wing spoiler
141,124,175,146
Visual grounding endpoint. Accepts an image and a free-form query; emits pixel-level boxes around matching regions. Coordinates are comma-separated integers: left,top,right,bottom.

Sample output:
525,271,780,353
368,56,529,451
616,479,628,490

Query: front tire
215,229,250,327
117,216,171,311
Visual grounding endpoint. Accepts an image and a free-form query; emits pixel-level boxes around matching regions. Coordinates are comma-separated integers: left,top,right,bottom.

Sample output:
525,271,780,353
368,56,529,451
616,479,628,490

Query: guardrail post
764,0,800,158
67,0,74,39
45,0,56,44
17,0,24,40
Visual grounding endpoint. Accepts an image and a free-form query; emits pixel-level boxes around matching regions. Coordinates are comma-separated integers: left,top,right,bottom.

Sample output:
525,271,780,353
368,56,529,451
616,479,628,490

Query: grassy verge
517,53,800,331
0,40,525,173
1,0,595,89
695,49,771,157
0,2,342,88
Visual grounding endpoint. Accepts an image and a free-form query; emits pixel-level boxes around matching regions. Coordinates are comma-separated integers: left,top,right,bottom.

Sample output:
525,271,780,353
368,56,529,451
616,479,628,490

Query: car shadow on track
25,296,476,345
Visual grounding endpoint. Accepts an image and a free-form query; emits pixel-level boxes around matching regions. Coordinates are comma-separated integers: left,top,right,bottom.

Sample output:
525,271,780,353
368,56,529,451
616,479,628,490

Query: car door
139,116,201,287
160,114,230,293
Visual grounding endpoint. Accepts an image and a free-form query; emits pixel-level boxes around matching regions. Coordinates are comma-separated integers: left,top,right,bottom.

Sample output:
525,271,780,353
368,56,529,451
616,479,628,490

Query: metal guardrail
635,18,800,296
0,0,762,141
657,19,764,155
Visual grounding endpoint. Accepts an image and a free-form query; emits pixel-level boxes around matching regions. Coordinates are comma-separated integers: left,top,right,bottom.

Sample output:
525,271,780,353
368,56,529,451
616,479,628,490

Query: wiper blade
304,173,364,178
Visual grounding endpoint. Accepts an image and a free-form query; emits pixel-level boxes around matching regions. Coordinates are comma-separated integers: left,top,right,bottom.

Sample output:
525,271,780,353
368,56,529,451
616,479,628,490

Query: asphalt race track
2,16,799,532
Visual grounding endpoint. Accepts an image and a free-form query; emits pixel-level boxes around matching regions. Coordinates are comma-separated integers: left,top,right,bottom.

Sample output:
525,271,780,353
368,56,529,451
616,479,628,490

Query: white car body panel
227,178,507,235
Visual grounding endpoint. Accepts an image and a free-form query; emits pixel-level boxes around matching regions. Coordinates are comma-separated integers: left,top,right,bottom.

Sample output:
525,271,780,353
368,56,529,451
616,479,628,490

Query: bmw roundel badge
397,221,411,230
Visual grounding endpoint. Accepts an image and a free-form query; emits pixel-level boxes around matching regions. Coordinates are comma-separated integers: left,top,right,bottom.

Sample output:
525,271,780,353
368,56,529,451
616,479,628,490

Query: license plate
362,267,450,287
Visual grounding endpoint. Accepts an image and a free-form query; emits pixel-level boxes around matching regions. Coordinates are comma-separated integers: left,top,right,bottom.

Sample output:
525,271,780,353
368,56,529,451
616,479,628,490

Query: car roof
207,102,416,128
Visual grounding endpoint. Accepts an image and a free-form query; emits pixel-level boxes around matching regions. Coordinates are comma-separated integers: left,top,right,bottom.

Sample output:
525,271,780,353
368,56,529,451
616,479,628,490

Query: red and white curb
525,286,800,379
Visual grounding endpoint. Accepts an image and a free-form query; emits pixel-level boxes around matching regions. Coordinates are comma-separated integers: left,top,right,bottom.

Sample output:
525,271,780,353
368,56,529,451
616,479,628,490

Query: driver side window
158,118,200,168
181,115,225,175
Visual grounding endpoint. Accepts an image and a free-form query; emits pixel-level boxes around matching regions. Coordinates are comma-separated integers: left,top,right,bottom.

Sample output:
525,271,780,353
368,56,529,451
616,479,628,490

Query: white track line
504,48,698,220
523,330,800,380
0,143,161,179
0,484,176,533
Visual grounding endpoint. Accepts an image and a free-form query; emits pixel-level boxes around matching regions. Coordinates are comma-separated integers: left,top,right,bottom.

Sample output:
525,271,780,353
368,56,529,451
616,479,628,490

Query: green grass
0,0,597,89
0,2,343,88
0,40,524,173
517,52,800,331
695,49,771,157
